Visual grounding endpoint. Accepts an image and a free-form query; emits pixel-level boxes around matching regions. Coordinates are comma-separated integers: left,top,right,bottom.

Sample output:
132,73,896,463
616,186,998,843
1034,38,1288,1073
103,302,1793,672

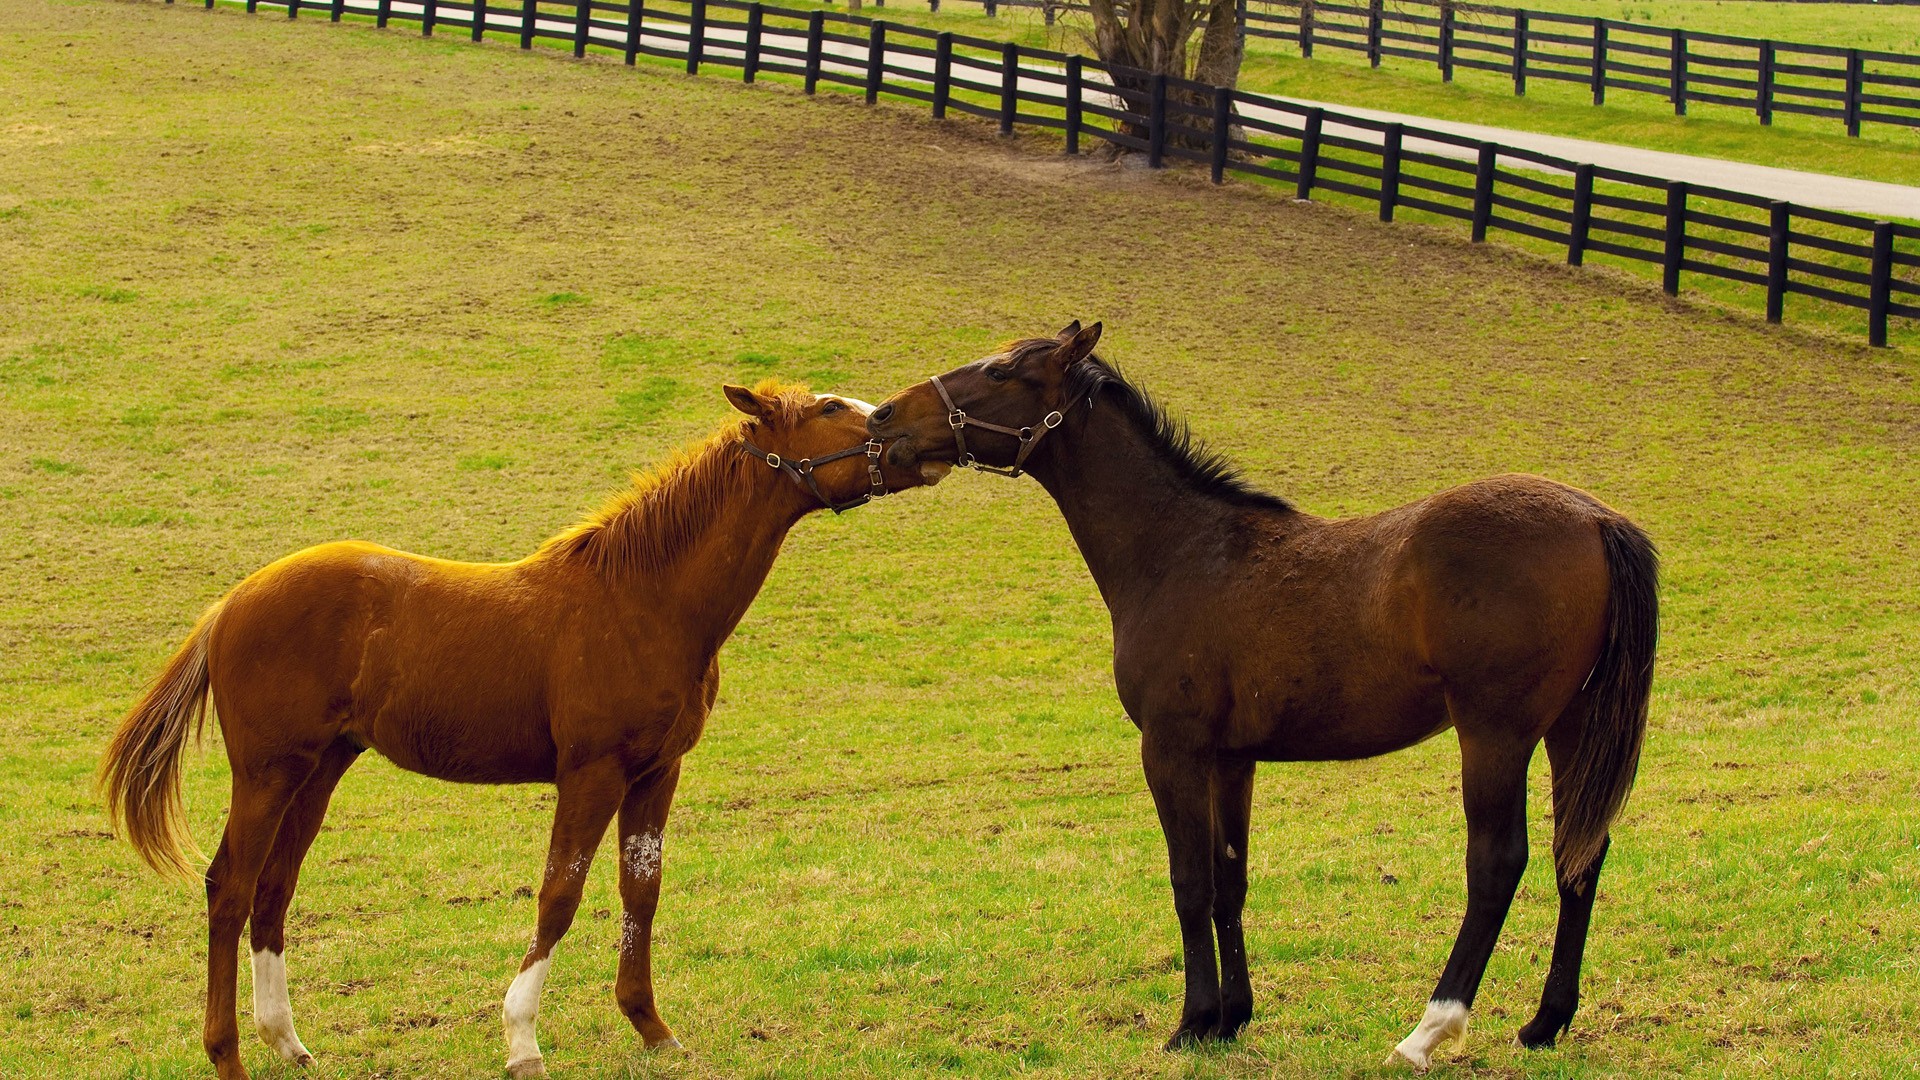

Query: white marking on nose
624,829,663,881
503,955,552,1074
828,393,877,416
251,949,314,1065
1388,998,1469,1072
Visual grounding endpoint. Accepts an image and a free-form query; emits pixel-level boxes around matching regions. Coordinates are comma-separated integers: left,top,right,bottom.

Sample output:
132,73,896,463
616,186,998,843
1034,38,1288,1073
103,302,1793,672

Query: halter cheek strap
929,373,1066,479
740,437,887,514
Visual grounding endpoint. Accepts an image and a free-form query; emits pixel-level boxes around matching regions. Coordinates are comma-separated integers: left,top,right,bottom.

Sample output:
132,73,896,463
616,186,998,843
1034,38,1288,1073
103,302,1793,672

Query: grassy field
4,1,1920,1078
735,0,1920,186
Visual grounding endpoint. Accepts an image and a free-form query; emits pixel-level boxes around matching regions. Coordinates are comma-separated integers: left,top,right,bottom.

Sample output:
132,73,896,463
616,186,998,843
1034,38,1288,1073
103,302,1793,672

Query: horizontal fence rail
1238,0,1920,138
156,0,1918,344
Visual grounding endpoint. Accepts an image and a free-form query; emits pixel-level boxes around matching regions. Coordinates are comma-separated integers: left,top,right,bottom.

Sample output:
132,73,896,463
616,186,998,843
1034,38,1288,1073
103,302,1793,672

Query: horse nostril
870,402,895,427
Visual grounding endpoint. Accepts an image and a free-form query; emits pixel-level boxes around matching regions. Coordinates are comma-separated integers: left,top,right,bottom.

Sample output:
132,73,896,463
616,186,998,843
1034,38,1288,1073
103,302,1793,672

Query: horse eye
986,367,1010,383
821,400,844,415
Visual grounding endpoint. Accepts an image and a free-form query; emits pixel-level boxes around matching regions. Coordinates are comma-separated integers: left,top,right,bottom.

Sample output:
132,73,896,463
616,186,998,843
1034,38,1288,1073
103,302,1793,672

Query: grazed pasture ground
2,1,1917,1077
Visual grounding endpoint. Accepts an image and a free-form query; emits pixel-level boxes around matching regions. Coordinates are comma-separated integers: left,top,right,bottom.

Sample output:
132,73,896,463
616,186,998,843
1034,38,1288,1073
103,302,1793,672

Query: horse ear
1054,321,1102,367
1056,320,1082,341
723,384,769,418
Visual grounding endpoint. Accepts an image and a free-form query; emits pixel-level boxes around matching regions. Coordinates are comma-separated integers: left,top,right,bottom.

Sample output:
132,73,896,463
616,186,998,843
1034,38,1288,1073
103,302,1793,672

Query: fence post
933,33,952,118
1367,0,1382,68
472,0,486,42
687,0,704,73
867,22,887,103
929,0,937,10
377,0,391,27
744,3,762,82
574,0,591,58
1662,181,1687,295
1001,44,1019,135
1471,144,1496,241
1300,0,1314,59
248,0,259,14
520,0,535,47
1845,49,1863,137
1568,163,1593,265
1756,40,1774,125
804,10,823,93
288,0,298,21
1671,29,1686,115
1869,222,1893,346
1766,201,1789,323
1591,20,1607,105
1211,86,1232,184
1044,1,1055,26
625,0,644,63
1236,0,1246,50
1148,73,1168,168
1296,107,1322,199
1439,2,1454,81
985,0,996,15
1512,12,1528,95
1065,55,1083,154
330,0,343,23
422,0,436,36
1379,122,1402,221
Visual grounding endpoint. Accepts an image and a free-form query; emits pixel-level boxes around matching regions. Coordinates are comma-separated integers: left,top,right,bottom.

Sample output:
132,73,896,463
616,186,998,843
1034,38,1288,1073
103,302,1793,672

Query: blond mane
541,381,814,578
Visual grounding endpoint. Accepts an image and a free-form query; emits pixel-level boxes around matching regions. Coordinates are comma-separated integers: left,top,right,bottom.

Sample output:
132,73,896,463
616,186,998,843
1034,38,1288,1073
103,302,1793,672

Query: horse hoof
293,1052,315,1068
649,1036,684,1051
1385,1045,1432,1073
506,1056,547,1079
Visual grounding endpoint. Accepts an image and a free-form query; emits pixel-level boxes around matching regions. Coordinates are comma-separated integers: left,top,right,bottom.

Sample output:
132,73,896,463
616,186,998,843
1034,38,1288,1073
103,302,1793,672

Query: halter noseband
739,436,888,514
928,372,1068,479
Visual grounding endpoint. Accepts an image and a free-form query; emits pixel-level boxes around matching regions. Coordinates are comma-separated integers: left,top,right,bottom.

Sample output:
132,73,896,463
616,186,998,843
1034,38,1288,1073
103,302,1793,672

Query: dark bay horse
102,383,945,1080
867,324,1657,1070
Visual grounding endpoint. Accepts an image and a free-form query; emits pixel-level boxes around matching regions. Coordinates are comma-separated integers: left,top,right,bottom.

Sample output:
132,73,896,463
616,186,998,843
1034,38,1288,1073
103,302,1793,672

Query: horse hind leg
1389,732,1535,1073
1210,757,1257,1041
205,757,320,1080
247,739,361,1067
1517,713,1610,1050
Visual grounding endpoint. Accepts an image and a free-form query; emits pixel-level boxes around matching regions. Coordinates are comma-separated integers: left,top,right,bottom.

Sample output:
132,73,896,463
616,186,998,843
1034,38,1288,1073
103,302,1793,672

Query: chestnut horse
867,324,1657,1071
101,382,943,1080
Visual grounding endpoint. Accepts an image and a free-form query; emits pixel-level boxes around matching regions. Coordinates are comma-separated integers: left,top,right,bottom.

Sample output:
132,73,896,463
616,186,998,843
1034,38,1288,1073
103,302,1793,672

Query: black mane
1031,343,1292,513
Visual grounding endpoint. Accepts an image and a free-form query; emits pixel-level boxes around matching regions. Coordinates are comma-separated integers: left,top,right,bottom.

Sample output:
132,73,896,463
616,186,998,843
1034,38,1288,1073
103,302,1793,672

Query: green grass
3,1,1919,1078
723,0,1920,186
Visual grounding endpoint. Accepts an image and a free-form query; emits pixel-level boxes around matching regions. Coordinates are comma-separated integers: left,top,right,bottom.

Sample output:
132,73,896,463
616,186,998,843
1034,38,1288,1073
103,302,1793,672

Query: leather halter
928,373,1066,478
739,436,887,514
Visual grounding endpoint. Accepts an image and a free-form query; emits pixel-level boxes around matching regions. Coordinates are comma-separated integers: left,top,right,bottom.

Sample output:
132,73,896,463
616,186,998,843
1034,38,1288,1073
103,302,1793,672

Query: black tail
1554,515,1658,887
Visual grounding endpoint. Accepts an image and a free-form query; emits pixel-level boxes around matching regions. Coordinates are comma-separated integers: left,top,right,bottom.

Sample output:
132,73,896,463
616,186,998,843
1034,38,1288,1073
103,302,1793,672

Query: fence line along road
862,0,1920,140
156,0,1919,346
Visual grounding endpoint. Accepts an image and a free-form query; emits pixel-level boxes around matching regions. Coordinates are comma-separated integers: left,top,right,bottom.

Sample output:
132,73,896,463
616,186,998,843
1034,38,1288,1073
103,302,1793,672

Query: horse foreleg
1210,757,1257,1041
1142,737,1222,1050
1390,735,1534,1072
205,760,316,1080
1518,717,1610,1049
614,759,683,1050
505,760,629,1080
246,739,359,1068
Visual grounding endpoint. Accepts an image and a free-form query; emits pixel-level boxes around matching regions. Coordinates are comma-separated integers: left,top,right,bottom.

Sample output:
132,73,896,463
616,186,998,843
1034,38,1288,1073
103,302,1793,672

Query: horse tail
1554,514,1658,888
101,598,224,880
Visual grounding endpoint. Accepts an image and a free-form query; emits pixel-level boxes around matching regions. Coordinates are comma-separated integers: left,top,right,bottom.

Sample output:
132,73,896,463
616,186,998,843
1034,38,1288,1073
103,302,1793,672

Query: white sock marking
251,949,314,1064
1389,999,1469,1072
503,956,552,1070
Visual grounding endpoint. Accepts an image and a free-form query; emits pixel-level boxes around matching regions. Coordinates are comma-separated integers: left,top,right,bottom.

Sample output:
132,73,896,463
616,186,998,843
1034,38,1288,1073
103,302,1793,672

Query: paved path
361,1,1920,219
1271,97,1920,219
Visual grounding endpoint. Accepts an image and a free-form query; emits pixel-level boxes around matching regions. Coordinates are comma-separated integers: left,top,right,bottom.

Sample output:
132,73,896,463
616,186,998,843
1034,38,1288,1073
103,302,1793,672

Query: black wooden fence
1239,0,1920,137
160,0,1918,344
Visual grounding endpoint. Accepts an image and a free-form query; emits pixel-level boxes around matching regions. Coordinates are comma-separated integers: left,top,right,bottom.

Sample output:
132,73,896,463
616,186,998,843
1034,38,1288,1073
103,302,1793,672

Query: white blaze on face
251,949,314,1065
1388,999,1469,1072
824,393,877,417
503,955,552,1071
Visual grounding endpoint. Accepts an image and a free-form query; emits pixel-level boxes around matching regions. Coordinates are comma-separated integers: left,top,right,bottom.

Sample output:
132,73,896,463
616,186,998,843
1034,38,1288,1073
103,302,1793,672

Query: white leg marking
1388,999,1470,1072
623,829,663,882
504,956,552,1075
251,949,314,1065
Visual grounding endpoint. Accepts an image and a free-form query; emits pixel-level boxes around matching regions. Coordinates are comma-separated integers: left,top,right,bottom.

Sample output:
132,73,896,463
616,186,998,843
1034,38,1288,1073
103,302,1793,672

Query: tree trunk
1087,0,1244,152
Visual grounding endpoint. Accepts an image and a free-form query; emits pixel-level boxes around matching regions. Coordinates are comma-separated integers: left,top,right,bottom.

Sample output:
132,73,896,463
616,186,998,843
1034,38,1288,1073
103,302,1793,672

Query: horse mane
1005,338,1293,513
541,381,815,578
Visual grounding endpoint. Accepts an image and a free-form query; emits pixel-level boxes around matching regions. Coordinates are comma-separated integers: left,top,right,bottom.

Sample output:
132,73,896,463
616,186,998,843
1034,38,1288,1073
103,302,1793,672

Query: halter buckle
763,452,782,468
1043,411,1064,429
947,410,966,430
